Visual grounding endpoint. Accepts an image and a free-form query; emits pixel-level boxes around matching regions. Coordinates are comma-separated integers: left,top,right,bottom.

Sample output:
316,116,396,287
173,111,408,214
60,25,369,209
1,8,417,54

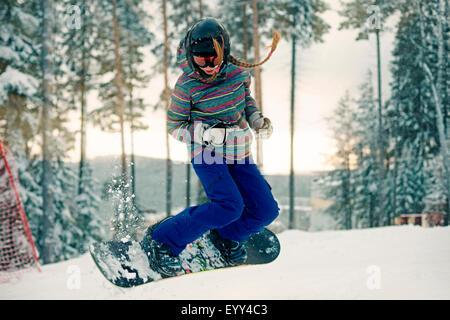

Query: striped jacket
168,38,260,162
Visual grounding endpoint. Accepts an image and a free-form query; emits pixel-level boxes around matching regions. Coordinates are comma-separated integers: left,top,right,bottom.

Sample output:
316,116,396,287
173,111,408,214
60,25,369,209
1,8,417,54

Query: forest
0,0,448,266
319,0,449,230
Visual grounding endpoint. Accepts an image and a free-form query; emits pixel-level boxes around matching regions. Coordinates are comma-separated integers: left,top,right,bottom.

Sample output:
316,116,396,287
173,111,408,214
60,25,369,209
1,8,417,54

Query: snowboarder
142,18,281,277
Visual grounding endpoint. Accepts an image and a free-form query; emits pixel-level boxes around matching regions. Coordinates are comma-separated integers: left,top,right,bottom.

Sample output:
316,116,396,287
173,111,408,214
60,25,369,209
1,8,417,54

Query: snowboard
90,228,280,288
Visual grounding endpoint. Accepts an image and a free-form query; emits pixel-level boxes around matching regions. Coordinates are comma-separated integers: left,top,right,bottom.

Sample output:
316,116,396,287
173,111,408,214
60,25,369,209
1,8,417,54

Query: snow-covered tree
0,1,43,256
338,0,404,40
424,155,448,215
1,0,106,263
216,0,253,61
62,0,100,196
386,2,443,219
0,1,40,154
29,157,85,261
74,164,103,252
89,0,152,238
271,0,330,227
415,0,450,224
394,143,427,215
352,70,381,227
122,0,153,206
321,92,357,229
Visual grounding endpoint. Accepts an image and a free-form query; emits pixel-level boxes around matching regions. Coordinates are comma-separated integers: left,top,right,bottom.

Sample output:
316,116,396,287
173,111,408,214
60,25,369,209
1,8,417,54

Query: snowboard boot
141,218,184,278
209,230,247,266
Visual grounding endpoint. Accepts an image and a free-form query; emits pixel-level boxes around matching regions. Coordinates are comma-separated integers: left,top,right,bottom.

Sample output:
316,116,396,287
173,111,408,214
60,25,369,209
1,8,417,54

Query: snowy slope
1,225,450,300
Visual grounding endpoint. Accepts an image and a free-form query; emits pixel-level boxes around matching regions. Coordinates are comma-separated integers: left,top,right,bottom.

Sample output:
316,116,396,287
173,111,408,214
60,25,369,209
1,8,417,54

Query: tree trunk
112,0,130,239
78,0,87,195
129,84,136,209
40,0,54,264
251,0,263,170
112,0,127,179
423,63,450,226
443,0,449,132
392,75,401,225
242,3,248,62
437,0,449,224
162,0,172,217
288,11,297,230
344,157,352,229
375,29,385,226
125,4,137,209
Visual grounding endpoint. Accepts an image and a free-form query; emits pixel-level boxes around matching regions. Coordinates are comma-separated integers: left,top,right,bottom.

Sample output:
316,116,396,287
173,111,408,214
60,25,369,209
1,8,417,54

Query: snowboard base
90,228,280,288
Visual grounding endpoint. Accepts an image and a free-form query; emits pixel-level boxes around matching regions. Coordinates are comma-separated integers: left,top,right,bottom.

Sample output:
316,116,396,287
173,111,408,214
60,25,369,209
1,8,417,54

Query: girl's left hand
255,117,273,139
249,112,273,139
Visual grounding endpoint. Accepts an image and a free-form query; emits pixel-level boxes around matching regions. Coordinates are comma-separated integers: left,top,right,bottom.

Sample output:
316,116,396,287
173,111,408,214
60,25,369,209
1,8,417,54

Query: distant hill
83,156,319,226
86,155,317,211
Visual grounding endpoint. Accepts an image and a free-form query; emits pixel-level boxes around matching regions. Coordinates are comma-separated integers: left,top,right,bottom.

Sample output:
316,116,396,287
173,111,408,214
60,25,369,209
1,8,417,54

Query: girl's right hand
202,127,227,147
193,122,246,147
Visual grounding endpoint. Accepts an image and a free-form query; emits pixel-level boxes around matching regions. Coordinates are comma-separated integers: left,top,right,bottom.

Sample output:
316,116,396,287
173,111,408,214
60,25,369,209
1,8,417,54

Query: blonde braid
230,30,281,68
195,30,281,81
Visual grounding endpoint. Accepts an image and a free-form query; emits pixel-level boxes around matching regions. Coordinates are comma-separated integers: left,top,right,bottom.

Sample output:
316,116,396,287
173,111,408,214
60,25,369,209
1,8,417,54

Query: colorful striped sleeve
167,78,195,144
244,73,260,120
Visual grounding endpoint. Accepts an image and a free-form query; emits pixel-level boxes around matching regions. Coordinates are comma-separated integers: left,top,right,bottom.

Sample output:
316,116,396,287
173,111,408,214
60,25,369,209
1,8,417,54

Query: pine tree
39,0,56,264
60,0,107,244
39,0,86,263
339,0,448,224
0,0,41,163
90,0,152,239
122,0,153,210
0,2,41,140
0,1,42,239
415,0,450,224
352,70,380,227
338,0,402,41
74,164,103,252
30,157,85,261
387,3,441,220
271,0,330,228
424,155,448,215
322,92,357,229
62,0,98,196
395,143,427,215
217,0,253,61
18,156,43,247
338,0,399,223
1,1,95,262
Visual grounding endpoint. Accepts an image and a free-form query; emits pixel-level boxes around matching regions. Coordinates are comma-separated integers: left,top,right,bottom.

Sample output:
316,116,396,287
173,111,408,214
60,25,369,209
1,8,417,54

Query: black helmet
185,18,231,74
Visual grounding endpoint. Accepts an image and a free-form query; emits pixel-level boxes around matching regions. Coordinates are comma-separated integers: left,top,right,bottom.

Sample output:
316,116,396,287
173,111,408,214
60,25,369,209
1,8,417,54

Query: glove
193,122,242,147
248,111,273,139
203,126,227,147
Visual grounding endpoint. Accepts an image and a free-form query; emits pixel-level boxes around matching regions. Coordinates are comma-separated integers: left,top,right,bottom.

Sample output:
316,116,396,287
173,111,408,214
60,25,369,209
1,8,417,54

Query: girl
142,18,281,277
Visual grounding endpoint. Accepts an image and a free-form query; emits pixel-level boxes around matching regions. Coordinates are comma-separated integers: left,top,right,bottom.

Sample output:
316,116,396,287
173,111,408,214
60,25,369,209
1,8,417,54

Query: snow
0,45,20,63
11,7,39,36
0,66,38,103
1,225,449,300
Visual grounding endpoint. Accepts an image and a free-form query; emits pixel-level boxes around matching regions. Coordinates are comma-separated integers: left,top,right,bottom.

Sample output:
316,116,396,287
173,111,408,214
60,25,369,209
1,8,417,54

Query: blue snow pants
152,150,280,255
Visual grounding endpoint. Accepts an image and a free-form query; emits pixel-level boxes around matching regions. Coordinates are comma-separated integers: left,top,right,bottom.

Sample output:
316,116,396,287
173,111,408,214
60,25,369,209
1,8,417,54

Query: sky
68,0,397,175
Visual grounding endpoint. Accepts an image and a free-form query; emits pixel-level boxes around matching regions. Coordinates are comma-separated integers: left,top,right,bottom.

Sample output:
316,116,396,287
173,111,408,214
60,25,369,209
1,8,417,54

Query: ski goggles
193,55,220,68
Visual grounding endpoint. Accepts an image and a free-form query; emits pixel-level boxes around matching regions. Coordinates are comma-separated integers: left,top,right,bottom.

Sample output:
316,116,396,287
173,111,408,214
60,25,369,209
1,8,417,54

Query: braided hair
197,30,281,83
229,30,281,69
